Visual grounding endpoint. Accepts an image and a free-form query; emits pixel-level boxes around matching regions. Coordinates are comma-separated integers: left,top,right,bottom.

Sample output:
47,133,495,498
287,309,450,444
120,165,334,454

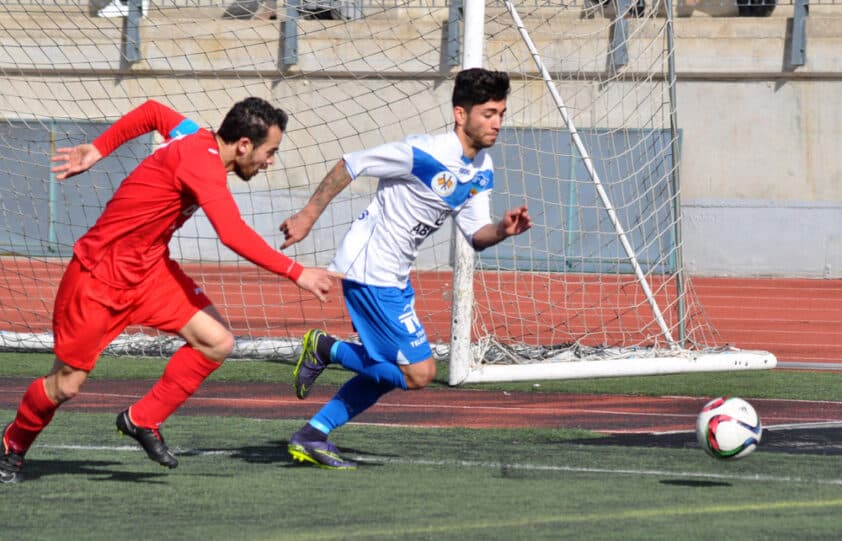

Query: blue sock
331,341,408,390
309,375,395,434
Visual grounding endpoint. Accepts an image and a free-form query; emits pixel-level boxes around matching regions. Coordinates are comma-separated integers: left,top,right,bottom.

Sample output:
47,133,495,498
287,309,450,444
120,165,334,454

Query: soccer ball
696,396,762,460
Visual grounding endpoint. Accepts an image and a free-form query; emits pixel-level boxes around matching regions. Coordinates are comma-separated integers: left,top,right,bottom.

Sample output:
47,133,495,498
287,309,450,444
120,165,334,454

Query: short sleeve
343,141,414,180
454,189,492,240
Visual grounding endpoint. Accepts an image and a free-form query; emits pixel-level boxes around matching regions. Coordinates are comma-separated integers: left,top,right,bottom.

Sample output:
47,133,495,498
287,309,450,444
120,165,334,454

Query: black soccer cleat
1,424,24,484
116,410,178,469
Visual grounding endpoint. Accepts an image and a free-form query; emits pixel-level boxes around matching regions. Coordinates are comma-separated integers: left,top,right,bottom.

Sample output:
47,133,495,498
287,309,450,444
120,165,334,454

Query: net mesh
0,1,725,367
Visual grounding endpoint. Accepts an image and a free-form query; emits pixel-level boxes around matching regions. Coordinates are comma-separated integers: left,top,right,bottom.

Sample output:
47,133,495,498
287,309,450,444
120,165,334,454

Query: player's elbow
216,229,242,252
469,231,490,251
471,234,500,252
469,224,501,251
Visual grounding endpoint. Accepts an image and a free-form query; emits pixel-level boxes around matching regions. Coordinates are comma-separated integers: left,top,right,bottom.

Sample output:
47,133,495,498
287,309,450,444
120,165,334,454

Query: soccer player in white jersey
280,68,532,469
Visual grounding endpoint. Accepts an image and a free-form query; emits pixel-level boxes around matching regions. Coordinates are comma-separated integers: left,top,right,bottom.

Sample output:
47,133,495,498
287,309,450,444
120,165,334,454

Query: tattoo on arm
309,161,352,214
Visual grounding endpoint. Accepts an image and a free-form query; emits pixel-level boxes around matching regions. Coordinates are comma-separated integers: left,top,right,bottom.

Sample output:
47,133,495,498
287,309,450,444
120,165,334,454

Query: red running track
1,377,839,434
3,260,842,363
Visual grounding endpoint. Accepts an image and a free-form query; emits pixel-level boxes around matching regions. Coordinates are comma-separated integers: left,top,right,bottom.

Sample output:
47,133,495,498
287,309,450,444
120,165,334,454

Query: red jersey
74,100,302,288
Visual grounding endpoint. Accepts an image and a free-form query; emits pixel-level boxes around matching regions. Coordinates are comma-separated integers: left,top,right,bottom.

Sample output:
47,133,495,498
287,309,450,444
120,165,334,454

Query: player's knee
207,330,235,362
47,372,85,403
403,360,436,389
181,308,235,362
55,381,81,402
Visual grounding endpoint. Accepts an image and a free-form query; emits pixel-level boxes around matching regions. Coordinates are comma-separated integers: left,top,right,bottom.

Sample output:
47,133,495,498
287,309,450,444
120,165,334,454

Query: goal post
448,0,486,386
0,1,776,379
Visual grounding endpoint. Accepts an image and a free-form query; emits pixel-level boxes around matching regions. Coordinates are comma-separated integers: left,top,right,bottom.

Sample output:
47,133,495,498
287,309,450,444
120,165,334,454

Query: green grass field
2,353,841,540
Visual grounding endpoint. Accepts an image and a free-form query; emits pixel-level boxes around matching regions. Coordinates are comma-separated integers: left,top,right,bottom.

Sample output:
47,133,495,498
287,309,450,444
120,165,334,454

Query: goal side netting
449,0,775,382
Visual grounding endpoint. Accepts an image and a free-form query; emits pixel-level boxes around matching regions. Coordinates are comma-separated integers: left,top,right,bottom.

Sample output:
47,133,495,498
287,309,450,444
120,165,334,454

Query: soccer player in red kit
0,97,338,483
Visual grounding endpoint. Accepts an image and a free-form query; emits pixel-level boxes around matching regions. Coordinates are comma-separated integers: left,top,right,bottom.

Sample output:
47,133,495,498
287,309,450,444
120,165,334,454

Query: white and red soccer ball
696,396,762,460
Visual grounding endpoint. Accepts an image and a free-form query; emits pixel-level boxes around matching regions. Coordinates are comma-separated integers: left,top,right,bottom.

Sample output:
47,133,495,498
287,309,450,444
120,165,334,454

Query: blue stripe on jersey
411,147,493,208
169,118,200,139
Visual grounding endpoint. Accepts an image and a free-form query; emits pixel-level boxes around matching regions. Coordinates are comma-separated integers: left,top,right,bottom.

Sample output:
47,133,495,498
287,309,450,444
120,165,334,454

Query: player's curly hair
217,97,289,146
451,68,510,110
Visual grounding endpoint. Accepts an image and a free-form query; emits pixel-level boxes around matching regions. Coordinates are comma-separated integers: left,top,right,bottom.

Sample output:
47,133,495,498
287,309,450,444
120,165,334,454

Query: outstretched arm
203,195,341,301
471,205,532,251
50,100,191,181
280,159,353,249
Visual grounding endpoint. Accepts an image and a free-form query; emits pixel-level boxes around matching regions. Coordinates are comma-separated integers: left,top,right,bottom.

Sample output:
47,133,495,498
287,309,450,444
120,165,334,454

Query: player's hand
499,205,532,237
50,144,103,180
279,210,317,249
294,267,343,302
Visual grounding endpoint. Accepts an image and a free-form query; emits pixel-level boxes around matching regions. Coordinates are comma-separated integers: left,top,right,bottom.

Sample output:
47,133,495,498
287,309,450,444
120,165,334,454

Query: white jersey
330,131,494,288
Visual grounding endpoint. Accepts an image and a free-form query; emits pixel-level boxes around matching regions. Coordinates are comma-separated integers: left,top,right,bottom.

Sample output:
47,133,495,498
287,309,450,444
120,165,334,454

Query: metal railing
1,0,832,70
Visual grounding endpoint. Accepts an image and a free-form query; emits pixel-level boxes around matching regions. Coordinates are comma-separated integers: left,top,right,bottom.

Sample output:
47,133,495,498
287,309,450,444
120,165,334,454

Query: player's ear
237,137,253,156
453,105,467,128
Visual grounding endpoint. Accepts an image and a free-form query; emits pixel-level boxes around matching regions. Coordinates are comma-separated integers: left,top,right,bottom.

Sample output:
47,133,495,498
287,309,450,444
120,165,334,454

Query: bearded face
234,125,283,181
458,99,506,152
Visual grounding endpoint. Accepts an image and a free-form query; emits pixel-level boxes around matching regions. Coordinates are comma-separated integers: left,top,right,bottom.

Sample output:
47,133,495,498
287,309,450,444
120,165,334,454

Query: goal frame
447,0,776,384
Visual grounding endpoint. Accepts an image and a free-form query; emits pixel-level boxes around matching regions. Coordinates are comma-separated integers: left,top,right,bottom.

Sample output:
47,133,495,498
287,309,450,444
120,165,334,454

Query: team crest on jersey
432,171,457,197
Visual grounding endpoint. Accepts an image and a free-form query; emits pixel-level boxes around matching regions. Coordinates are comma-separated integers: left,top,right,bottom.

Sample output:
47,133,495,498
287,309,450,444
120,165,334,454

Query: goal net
0,1,775,380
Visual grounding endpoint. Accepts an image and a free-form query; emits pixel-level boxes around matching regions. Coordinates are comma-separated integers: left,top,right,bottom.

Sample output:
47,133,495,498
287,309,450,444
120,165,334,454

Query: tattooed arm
280,159,354,249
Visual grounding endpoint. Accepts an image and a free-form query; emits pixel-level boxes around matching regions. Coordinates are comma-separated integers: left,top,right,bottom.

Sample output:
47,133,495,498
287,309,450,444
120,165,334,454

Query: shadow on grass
24,459,171,483
659,479,732,488
565,427,842,455
179,439,393,469
566,432,697,450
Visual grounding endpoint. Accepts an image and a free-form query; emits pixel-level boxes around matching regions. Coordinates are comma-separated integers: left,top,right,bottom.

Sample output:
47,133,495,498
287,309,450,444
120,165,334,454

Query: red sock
5,377,58,455
130,346,221,429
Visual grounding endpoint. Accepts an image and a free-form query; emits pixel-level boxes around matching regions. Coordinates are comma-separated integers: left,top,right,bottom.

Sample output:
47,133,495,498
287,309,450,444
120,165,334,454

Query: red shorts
52,256,212,370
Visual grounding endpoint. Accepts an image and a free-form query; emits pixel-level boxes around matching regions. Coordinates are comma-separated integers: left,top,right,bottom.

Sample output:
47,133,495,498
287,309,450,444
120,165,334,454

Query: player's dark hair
451,68,510,111
217,97,289,146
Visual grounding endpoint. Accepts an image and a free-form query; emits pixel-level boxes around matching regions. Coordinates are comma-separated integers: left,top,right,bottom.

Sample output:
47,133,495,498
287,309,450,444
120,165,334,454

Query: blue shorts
342,279,432,365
